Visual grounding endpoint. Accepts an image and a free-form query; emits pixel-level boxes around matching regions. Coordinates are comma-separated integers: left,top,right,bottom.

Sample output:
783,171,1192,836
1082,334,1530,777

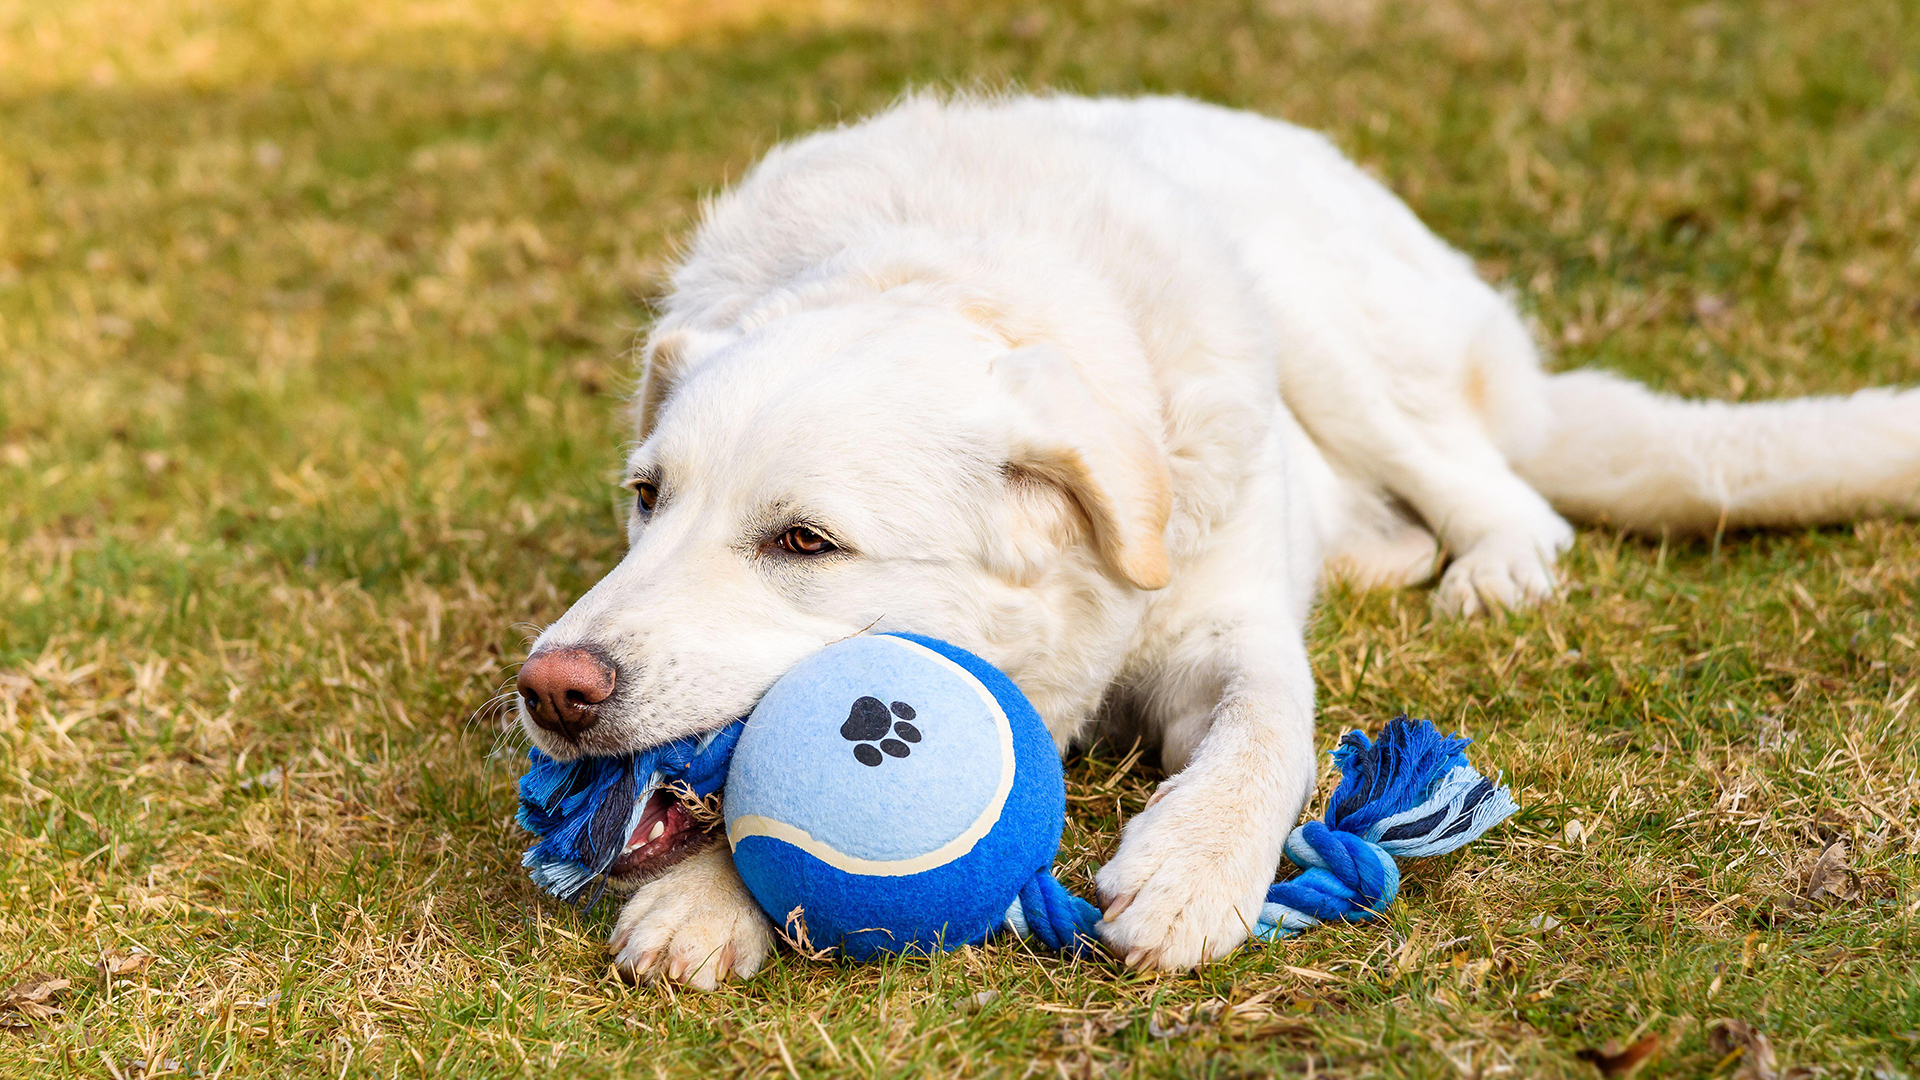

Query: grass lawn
2,0,1917,1075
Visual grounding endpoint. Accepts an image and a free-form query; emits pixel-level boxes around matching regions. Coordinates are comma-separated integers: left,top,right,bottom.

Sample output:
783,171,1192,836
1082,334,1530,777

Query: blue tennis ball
724,633,1064,960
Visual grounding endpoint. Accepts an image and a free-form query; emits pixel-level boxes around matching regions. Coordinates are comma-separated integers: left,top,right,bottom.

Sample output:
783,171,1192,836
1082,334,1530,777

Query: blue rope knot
1006,871,1103,956
1268,821,1401,922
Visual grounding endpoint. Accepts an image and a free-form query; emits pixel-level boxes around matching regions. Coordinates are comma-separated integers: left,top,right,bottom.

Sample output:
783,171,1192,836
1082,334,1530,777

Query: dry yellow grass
1,0,1916,1076
0,0,902,90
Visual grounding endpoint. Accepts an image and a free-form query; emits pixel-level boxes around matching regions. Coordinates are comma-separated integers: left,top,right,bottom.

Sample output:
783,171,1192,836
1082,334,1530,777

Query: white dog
513,93,1920,989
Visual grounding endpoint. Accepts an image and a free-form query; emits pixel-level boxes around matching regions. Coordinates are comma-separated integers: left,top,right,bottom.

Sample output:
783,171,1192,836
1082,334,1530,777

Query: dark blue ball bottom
735,832,1029,960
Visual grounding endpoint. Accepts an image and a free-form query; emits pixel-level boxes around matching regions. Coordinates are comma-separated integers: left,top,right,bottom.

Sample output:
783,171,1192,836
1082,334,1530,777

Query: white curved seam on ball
726,636,1018,876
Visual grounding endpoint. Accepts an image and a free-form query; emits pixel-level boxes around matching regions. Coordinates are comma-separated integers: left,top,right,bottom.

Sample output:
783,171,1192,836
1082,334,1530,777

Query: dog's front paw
610,844,772,990
1433,534,1563,617
1094,781,1277,971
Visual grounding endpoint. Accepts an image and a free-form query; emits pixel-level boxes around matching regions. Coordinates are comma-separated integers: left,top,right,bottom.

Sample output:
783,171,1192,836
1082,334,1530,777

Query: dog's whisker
466,689,524,737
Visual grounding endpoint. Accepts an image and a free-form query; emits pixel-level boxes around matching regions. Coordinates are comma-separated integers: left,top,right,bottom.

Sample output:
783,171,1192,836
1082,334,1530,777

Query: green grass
2,0,1917,1075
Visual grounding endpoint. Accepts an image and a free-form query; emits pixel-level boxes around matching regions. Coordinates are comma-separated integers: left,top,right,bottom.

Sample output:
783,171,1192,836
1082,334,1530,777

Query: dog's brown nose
518,646,617,741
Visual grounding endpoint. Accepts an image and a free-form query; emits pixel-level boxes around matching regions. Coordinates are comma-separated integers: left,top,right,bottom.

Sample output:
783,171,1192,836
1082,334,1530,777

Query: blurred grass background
1,0,1916,1076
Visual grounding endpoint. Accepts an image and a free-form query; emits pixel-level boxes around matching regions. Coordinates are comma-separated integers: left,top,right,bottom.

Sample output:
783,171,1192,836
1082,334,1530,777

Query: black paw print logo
841,696,922,766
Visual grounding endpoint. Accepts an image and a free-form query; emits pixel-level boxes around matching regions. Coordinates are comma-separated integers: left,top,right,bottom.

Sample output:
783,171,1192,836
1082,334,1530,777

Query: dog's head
514,301,1170,880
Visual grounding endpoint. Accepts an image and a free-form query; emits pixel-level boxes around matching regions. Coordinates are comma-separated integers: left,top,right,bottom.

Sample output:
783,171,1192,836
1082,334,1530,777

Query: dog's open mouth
518,719,745,901
604,786,717,883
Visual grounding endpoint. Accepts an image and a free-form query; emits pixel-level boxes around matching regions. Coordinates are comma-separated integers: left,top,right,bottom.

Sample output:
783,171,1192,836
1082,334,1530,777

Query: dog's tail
1513,369,1920,534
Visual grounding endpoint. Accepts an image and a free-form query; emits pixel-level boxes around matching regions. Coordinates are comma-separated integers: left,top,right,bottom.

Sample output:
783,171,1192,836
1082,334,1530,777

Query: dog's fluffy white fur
523,94,1920,989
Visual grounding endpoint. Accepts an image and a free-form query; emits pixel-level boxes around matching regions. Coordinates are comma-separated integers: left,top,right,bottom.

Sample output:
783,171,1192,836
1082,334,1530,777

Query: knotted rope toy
1253,719,1520,939
517,634,1516,959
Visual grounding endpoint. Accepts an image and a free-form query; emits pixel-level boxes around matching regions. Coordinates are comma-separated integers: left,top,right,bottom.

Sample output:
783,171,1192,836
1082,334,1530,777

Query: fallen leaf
1804,842,1856,901
2,973,73,1024
1710,1019,1778,1080
99,949,156,981
1789,841,1859,908
1576,1033,1663,1077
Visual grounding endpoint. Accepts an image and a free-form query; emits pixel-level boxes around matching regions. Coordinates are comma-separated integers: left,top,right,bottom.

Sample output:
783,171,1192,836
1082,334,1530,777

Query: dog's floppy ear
997,345,1173,590
633,329,689,441
634,326,736,440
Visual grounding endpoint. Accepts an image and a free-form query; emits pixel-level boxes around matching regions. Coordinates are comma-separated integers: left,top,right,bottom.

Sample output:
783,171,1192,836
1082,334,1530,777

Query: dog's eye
775,525,836,556
634,481,659,515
